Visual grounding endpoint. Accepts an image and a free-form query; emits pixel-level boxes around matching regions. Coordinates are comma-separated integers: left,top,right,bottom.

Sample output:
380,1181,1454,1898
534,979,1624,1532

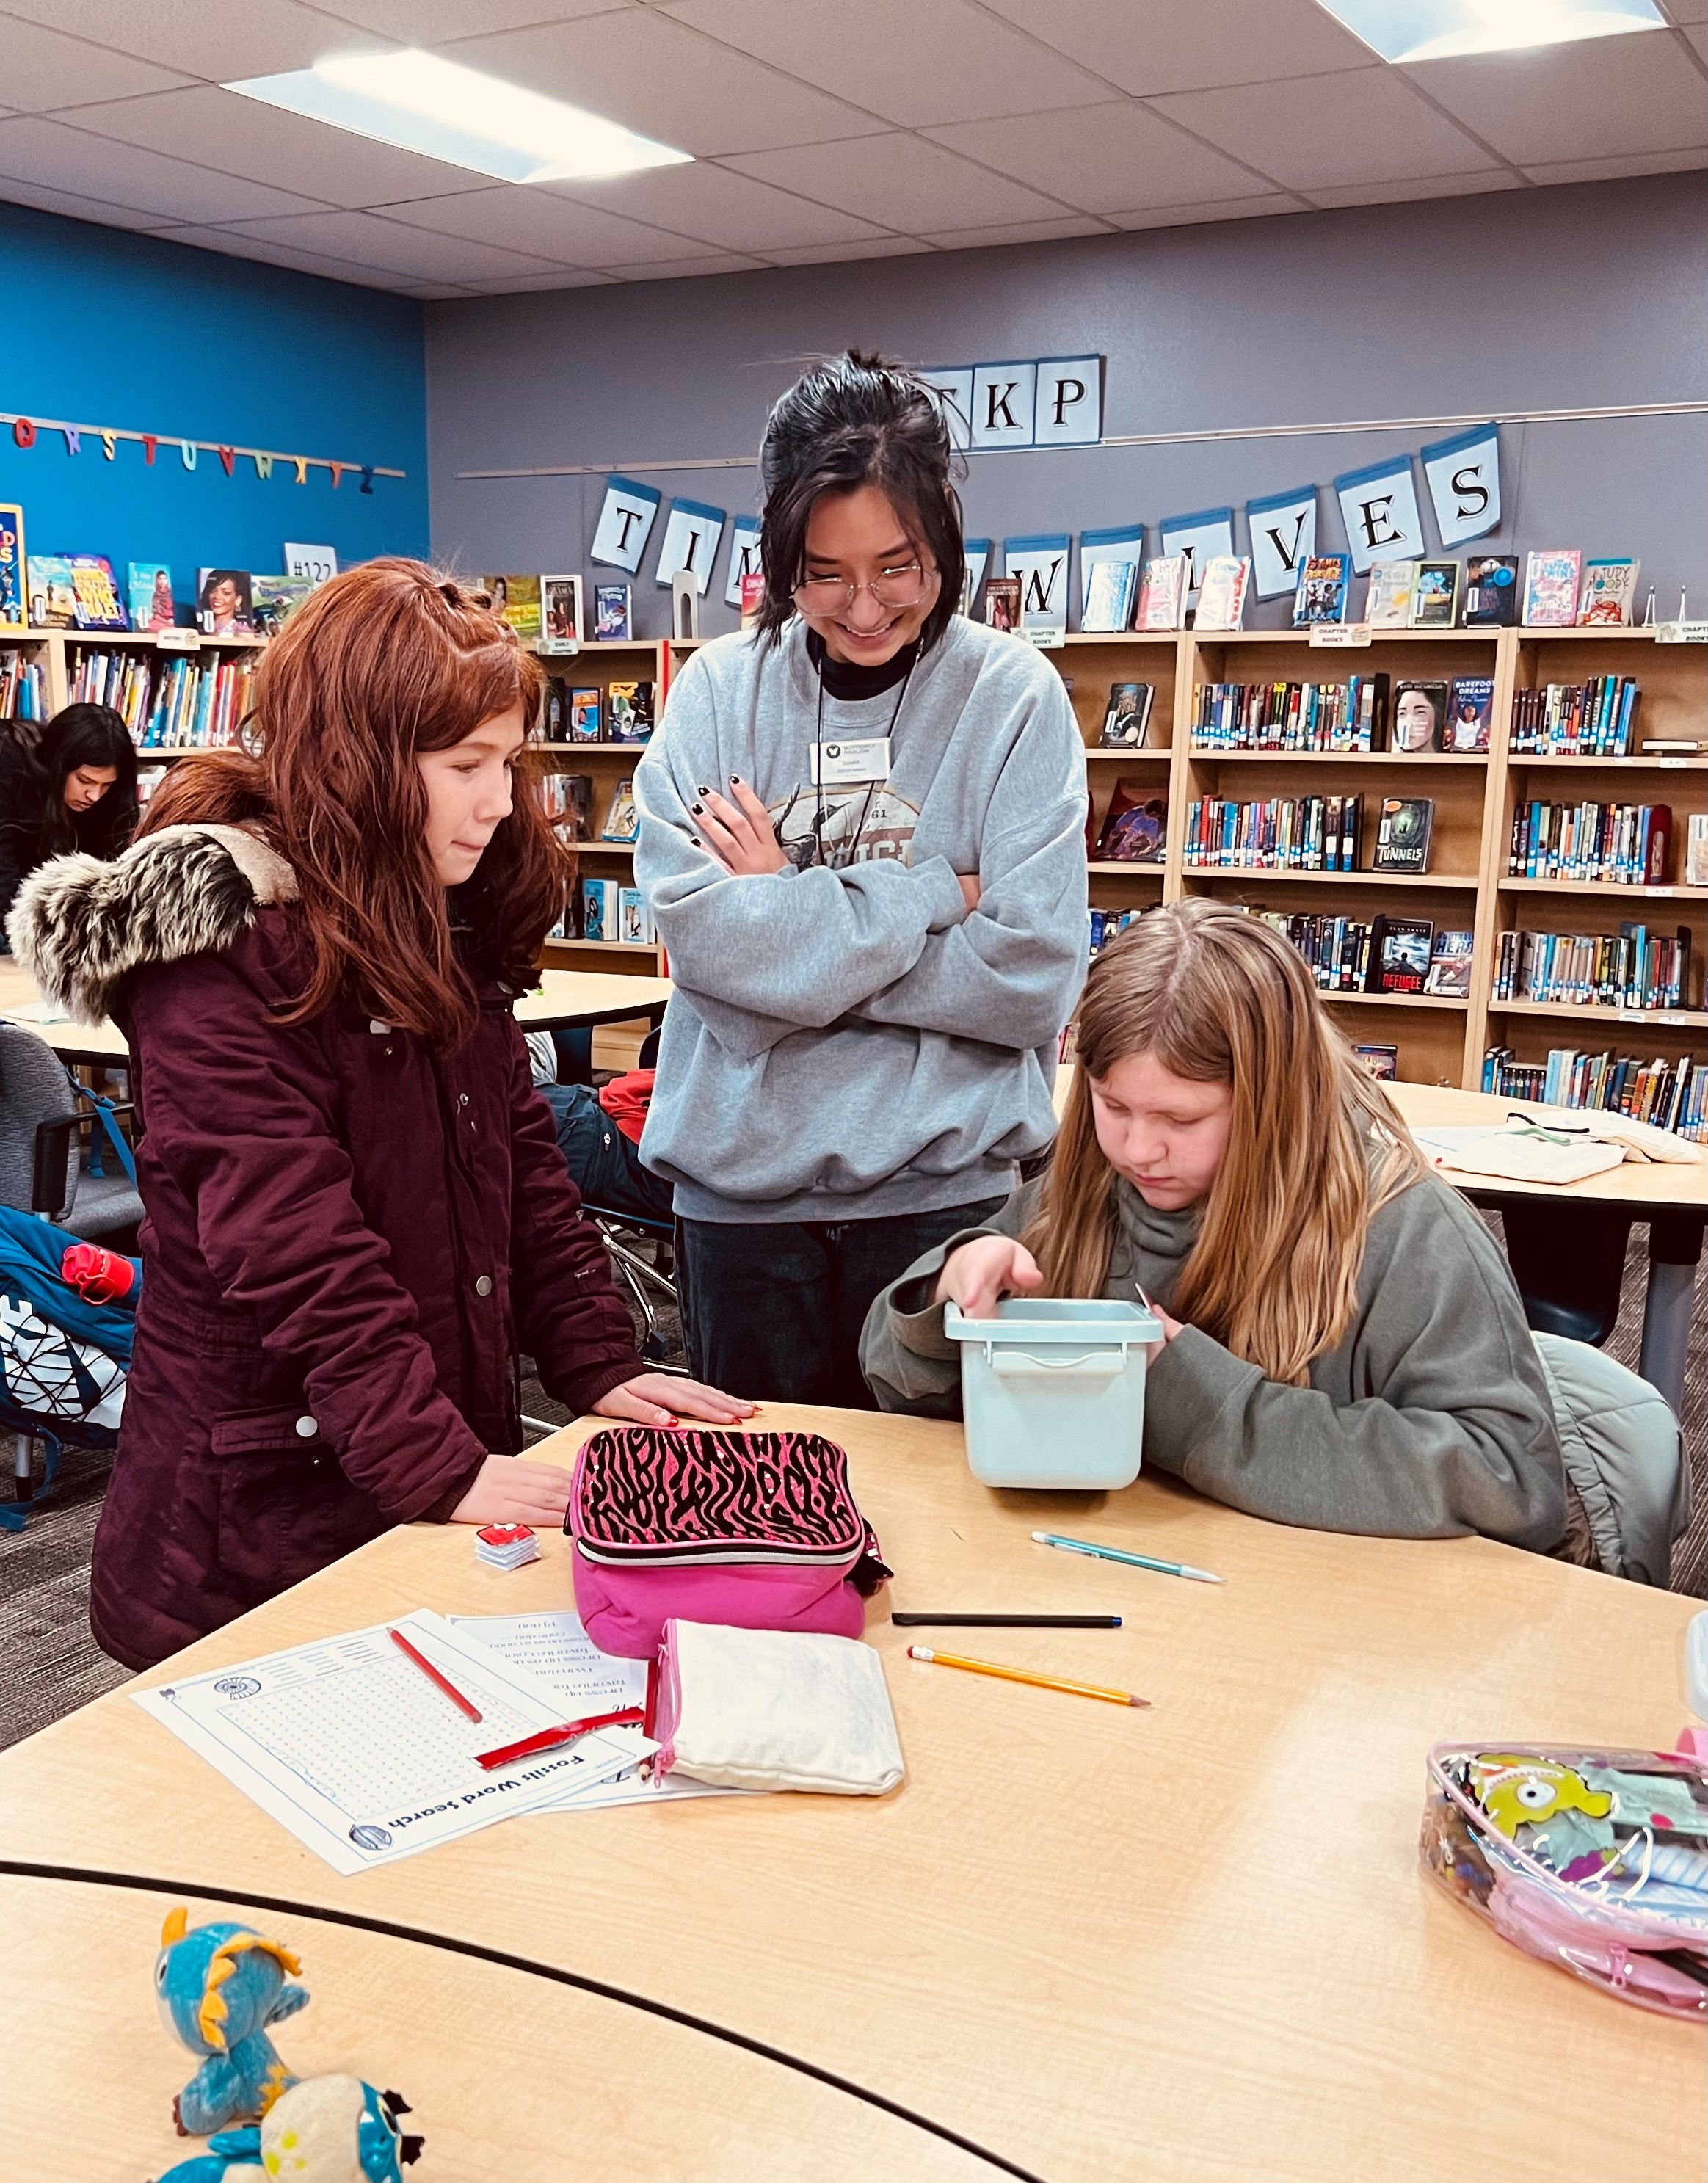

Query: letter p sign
1033,355,1103,446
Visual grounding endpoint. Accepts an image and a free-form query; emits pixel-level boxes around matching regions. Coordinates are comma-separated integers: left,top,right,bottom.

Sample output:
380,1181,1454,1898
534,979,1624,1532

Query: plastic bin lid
944,1297,1163,1344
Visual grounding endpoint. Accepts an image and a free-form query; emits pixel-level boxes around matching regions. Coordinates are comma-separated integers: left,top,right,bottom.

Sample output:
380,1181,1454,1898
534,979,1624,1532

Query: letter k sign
971,362,1038,449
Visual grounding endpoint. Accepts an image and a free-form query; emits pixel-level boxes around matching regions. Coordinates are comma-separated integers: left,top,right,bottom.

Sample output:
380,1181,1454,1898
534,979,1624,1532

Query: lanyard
807,655,915,868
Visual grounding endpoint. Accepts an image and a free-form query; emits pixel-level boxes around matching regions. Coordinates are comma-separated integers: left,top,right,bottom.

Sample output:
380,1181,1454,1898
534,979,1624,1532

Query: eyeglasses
793,562,934,614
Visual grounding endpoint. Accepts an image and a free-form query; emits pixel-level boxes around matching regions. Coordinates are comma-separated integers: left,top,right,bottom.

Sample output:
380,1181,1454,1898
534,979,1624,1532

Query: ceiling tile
0,15,192,111
447,269,622,291
1302,172,1524,207
596,250,771,280
1405,37,1708,167
661,0,1112,128
438,10,887,156
1523,148,1708,186
722,133,1072,229
924,102,1272,214
0,115,331,224
214,208,567,283
972,0,1380,98
149,221,412,288
548,162,890,250
0,173,178,231
377,186,702,266
761,236,934,264
319,1,622,39
1104,192,1305,228
59,84,515,207
0,0,383,80
1150,68,1500,192
921,215,1113,250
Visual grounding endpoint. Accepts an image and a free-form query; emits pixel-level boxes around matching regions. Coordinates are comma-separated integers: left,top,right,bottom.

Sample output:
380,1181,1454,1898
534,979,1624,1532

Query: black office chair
1500,1201,1633,1348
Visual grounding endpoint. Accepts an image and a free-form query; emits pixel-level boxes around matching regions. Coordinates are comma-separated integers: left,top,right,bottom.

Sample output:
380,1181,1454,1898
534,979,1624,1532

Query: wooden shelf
1085,747,1171,760
1186,748,1488,765
1319,989,1471,1011
542,936,658,957
46,628,268,650
575,840,636,857
1500,877,1707,900
528,742,650,754
1508,752,1704,768
1189,627,1498,646
1486,998,1707,1028
1184,866,1480,888
1087,860,1166,877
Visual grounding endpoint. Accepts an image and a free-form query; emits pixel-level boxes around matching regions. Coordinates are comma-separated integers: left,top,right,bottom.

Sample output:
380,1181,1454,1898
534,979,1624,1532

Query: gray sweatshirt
633,618,1089,1222
860,1172,1569,1551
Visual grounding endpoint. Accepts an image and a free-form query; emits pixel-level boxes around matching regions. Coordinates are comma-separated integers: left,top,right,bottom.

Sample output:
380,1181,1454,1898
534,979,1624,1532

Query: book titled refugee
1365,915,1434,995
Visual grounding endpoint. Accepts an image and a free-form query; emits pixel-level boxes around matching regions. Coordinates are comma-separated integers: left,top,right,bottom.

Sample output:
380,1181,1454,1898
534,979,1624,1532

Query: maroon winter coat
12,822,644,1668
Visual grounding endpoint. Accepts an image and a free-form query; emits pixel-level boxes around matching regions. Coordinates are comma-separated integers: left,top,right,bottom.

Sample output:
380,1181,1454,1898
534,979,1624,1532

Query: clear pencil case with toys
1420,1741,1707,2020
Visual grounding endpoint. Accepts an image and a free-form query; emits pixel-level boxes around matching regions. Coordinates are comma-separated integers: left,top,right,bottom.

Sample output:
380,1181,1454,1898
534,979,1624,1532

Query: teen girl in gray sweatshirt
634,354,1087,1406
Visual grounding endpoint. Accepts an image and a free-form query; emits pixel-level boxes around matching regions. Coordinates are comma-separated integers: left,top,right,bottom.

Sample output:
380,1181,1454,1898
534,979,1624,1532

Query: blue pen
1031,1530,1223,1586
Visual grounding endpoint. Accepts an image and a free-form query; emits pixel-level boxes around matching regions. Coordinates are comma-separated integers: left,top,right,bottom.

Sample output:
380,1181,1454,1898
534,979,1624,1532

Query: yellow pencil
906,1643,1149,1709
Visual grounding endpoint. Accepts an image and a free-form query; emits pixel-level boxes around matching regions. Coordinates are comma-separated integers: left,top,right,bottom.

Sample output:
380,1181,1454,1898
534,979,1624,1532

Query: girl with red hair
11,559,749,1668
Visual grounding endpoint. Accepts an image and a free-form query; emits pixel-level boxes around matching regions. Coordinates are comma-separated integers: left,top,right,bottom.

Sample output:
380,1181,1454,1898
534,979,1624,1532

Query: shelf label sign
155,628,200,651
1657,620,1708,644
1310,623,1373,648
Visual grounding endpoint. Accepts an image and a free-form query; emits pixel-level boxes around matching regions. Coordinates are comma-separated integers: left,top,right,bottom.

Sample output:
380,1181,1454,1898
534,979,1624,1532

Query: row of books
72,644,261,747
70,647,157,733
1509,677,1643,757
476,574,636,646
1258,911,1472,998
1189,675,1389,752
0,648,46,720
563,878,654,946
1494,924,1694,1014
1182,794,1392,873
22,552,316,637
1507,801,1671,887
1482,1046,1706,1141
539,678,655,744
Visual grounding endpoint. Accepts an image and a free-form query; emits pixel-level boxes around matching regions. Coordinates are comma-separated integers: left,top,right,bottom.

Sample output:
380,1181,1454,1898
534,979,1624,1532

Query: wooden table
0,966,673,1064
0,1405,1697,2183
0,1874,993,2183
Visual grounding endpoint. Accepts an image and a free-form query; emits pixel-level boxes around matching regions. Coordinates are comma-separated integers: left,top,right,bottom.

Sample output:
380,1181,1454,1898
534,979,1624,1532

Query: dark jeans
679,1197,1009,1408
539,1083,674,1225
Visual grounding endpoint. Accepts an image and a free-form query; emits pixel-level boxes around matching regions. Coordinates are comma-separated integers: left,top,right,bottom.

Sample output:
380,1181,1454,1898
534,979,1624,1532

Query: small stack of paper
476,1523,540,1571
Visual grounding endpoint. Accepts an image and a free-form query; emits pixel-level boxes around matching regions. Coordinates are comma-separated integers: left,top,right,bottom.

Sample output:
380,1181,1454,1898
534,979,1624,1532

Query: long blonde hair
1028,900,1428,1384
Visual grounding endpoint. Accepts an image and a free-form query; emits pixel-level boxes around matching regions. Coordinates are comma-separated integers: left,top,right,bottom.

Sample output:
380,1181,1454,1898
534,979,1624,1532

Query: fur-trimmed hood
7,822,299,1024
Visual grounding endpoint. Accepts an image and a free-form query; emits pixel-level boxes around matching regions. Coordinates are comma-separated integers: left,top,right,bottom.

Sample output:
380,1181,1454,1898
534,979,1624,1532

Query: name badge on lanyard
810,735,891,788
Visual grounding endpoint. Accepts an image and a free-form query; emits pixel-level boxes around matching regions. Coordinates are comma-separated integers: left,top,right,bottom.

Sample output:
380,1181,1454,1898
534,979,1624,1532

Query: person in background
634,350,1088,1407
0,702,138,945
862,899,1576,1556
10,560,751,1670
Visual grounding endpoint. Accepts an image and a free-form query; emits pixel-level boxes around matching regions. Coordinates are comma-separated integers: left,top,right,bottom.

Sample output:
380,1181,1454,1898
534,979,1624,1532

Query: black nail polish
689,835,702,846
730,774,741,786
691,803,702,814
697,784,711,796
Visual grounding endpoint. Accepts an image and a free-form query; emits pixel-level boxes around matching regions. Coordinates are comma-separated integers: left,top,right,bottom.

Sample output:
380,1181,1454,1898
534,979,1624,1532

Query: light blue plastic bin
944,1298,1163,1491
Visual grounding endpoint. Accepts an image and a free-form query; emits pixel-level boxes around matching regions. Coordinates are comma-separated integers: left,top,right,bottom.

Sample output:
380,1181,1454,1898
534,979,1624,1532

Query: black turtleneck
807,628,920,701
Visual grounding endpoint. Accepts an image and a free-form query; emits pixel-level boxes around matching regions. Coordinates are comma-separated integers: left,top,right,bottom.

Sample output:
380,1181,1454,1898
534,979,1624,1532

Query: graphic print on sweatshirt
766,780,920,871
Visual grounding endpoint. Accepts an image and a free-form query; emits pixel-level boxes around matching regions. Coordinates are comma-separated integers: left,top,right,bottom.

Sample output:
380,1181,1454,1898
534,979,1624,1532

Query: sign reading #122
924,359,1103,451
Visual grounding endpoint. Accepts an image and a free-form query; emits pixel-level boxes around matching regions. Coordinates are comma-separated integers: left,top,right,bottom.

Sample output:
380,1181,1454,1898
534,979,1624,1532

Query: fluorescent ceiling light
1315,0,1667,62
225,50,692,183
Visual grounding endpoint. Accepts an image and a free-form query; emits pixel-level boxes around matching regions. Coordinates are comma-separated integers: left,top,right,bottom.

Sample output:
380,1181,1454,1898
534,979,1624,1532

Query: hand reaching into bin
934,1235,1181,1351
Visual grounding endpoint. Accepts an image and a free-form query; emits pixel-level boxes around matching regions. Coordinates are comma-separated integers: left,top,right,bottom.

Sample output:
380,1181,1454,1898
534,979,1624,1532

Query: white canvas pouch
655,1619,905,1796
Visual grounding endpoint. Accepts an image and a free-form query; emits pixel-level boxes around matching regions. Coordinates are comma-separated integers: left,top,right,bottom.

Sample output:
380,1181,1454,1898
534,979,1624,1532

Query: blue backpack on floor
0,1204,139,1533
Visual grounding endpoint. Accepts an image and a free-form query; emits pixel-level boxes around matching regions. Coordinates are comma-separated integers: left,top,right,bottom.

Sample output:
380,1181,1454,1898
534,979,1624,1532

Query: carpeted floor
1,1232,1701,1753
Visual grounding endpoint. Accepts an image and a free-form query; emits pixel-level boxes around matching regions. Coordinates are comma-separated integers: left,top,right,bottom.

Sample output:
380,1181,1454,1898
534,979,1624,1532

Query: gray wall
426,172,1707,636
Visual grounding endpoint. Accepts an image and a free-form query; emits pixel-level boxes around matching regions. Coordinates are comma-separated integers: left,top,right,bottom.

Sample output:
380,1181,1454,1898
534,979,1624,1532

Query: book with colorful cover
1577,556,1640,626
569,686,601,741
1365,915,1434,995
608,680,654,744
1094,781,1167,864
1464,554,1519,625
1444,676,1494,754
0,506,23,633
540,573,583,647
1193,555,1250,633
1423,929,1475,998
197,568,253,635
26,556,76,628
983,575,1021,633
128,562,175,632
250,574,315,636
1364,559,1417,628
594,582,632,642
1353,1042,1400,1080
478,574,540,642
1292,554,1349,626
602,778,639,843
65,554,128,631
1372,796,1435,874
1135,556,1187,631
1081,558,1137,633
1522,549,1582,628
619,887,652,945
581,876,616,942
1409,559,1461,629
1099,682,1155,749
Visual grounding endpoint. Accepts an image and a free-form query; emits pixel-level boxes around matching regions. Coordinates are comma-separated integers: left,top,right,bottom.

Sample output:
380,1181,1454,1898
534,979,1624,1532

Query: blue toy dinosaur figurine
150,2075,423,2183
154,1908,310,2136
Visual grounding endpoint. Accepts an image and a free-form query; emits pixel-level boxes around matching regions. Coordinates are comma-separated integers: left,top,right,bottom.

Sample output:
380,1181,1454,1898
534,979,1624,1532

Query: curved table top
0,1404,1698,2183
0,1873,997,2183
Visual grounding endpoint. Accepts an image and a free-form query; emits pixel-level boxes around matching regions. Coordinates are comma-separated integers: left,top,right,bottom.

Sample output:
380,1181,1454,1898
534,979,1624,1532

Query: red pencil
475,1707,645,1771
388,1625,483,1723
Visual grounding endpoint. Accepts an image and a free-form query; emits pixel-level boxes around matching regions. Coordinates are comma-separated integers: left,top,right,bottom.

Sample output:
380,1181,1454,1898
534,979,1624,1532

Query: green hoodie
860,1171,1569,1551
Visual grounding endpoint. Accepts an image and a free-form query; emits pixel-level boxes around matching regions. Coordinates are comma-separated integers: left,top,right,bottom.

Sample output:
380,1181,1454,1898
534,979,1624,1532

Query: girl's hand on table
934,1235,1042,1319
594,1372,758,1428
690,777,788,876
450,1454,574,1527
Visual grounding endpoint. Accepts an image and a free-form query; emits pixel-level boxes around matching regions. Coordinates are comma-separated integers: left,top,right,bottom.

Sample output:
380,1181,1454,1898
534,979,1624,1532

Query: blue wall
0,204,427,625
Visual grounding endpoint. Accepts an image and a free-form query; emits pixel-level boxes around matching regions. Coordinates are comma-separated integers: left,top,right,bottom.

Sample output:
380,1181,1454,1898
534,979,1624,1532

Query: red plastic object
61,1243,136,1305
